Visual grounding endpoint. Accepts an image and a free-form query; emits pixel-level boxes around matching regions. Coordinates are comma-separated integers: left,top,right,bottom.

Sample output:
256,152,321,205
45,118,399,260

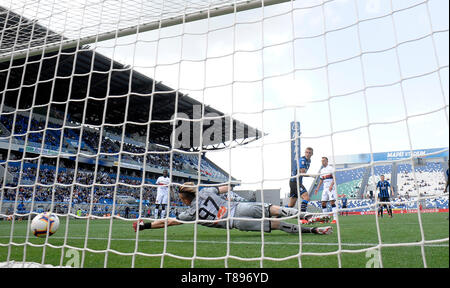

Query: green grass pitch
0,212,448,268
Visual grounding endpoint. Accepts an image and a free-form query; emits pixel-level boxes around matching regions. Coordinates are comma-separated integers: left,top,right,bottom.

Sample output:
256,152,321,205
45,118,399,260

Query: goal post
0,0,449,269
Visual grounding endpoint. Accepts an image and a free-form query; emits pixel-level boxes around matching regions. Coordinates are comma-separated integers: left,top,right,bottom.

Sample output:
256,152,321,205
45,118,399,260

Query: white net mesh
0,0,448,268
0,0,290,59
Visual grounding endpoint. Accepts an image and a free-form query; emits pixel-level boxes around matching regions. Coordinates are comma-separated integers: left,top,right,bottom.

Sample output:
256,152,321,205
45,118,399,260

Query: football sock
331,204,337,220
279,222,299,234
279,207,298,218
300,200,309,213
278,222,314,234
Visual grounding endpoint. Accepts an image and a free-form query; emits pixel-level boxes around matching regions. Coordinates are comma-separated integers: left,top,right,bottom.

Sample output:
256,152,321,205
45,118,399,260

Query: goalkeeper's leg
233,219,333,235
272,221,333,235
273,205,309,220
235,203,329,224
271,205,330,223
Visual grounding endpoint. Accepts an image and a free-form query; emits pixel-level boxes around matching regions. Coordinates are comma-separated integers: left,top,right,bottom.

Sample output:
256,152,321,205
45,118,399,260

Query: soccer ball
31,212,60,238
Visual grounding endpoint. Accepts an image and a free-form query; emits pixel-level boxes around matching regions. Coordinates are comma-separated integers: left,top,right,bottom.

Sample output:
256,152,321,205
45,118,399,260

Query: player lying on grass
134,182,333,235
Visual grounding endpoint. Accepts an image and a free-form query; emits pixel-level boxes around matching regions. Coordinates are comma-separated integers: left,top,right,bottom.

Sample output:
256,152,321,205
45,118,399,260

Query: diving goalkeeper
134,182,332,235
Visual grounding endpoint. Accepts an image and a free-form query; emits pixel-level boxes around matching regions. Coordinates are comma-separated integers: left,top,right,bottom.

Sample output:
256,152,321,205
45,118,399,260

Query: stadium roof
0,1,292,61
0,6,263,151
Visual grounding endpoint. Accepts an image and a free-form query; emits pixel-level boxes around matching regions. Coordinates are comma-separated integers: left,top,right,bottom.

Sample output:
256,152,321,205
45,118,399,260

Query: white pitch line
0,235,448,247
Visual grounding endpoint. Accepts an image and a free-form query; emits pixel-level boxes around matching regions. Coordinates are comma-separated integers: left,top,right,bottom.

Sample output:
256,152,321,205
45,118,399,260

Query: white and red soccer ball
31,212,60,238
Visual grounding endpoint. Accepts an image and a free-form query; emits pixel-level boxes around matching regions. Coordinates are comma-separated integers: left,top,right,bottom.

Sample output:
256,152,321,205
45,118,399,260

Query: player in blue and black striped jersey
289,147,313,213
376,175,394,218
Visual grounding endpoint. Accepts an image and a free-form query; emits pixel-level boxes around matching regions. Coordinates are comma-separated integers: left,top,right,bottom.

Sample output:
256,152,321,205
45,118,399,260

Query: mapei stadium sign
333,148,448,165
386,150,428,160
377,148,448,161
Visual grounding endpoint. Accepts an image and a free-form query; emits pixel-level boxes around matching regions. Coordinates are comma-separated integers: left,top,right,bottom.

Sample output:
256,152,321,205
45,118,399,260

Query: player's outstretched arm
217,185,232,194
152,218,183,228
134,218,182,231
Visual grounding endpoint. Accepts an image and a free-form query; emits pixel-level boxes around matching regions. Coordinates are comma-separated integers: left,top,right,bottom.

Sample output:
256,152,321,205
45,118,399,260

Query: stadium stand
397,162,447,197
0,105,231,179
308,156,448,213
0,5,264,218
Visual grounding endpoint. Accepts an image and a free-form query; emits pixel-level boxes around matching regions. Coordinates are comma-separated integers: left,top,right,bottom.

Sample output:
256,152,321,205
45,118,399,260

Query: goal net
0,0,448,268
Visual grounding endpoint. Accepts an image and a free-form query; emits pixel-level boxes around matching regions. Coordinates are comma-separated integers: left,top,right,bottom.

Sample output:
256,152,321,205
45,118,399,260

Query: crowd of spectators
1,111,228,180
1,158,163,206
1,109,229,215
1,113,61,148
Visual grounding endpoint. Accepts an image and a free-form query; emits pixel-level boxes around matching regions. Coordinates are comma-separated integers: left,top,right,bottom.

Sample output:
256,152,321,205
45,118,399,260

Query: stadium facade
0,6,263,217
309,147,449,201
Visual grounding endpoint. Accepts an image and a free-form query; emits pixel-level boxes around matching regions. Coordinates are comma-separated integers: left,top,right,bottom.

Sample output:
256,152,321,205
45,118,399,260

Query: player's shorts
321,181,337,202
232,202,271,233
289,180,307,198
379,197,390,204
155,192,168,205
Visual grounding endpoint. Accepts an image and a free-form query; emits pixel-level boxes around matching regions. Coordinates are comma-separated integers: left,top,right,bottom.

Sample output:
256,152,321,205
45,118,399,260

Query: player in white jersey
314,157,338,224
154,169,170,219
134,182,332,235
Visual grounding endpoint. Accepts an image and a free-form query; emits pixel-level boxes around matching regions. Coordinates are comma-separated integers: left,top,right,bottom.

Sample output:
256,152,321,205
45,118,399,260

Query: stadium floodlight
0,0,448,270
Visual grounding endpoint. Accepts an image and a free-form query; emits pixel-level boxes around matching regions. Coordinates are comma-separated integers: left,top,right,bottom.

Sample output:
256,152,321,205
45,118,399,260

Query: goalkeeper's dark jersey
177,187,239,229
